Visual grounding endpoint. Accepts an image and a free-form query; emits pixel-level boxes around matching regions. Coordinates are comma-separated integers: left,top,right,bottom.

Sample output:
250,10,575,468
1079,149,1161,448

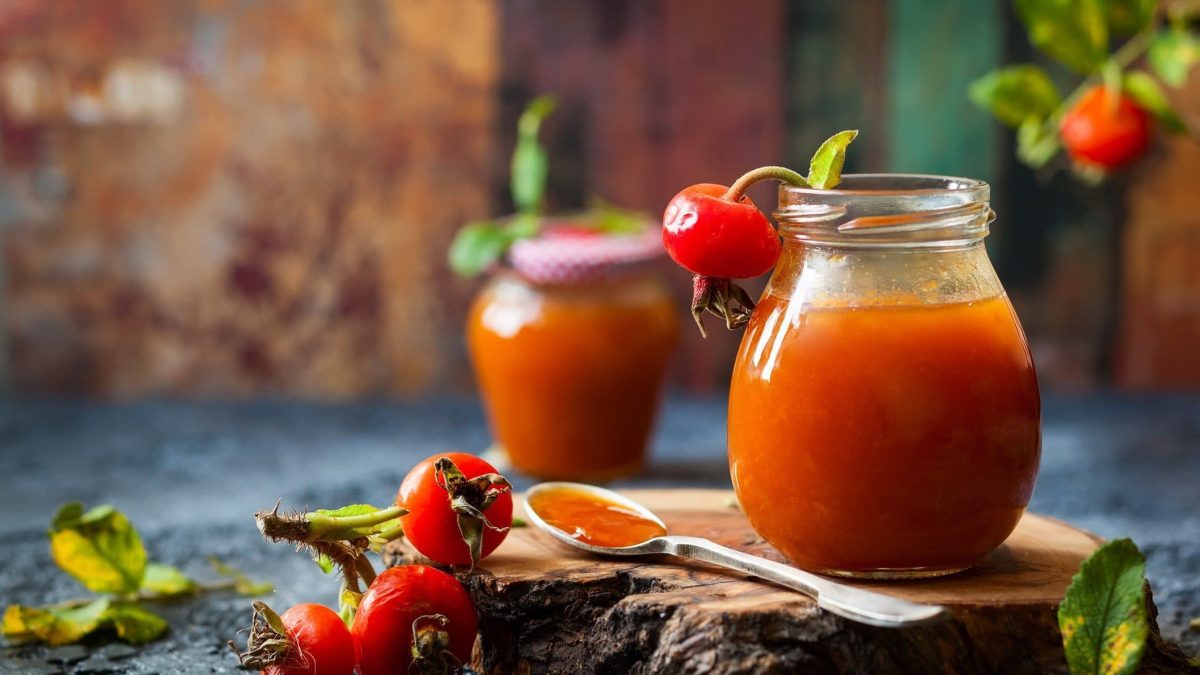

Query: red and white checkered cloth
509,224,665,284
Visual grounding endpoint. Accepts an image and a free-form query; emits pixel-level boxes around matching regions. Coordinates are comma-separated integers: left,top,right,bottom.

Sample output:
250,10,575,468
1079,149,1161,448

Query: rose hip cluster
231,452,511,675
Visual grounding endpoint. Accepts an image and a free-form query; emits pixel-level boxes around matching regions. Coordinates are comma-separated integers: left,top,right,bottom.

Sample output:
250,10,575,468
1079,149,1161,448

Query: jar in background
728,175,1041,578
468,226,680,481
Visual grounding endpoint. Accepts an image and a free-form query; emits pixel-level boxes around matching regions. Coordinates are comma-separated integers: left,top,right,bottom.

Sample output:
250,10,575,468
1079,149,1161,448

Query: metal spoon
524,482,949,628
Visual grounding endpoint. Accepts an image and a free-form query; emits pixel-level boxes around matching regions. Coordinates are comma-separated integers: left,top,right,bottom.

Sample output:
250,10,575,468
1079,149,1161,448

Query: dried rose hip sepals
691,275,758,337
434,456,513,570
410,614,461,675
229,601,356,675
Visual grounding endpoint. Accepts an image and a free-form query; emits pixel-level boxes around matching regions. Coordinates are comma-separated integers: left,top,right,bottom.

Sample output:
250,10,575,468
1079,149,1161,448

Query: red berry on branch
662,183,781,280
1059,86,1153,171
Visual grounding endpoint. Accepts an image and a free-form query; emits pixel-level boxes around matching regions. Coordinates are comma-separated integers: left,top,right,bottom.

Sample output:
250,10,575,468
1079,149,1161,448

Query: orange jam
729,294,1041,576
468,271,679,481
527,486,666,547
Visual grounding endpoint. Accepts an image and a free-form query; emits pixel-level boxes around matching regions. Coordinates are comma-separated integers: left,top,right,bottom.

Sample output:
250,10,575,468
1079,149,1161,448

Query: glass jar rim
774,173,993,248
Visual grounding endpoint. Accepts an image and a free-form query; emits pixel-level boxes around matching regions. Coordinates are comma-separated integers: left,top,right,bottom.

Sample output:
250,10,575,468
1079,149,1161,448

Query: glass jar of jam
728,175,1040,578
468,226,680,481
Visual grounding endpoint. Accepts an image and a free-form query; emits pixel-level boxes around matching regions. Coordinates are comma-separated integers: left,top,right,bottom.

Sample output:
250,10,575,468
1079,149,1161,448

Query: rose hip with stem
661,130,858,335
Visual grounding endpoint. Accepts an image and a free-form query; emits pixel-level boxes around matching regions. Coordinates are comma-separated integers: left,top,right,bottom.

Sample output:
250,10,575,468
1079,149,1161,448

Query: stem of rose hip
723,166,809,202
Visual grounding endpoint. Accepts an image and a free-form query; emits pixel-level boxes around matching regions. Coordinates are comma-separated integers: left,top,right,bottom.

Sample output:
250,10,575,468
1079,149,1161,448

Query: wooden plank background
0,0,1196,397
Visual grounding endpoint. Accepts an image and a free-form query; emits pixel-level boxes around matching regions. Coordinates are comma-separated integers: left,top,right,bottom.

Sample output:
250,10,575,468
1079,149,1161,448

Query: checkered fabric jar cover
508,225,665,284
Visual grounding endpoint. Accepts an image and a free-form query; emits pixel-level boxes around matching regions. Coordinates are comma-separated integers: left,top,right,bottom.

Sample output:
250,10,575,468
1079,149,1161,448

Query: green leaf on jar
1148,28,1200,88
50,503,147,595
448,220,513,278
511,95,557,214
806,130,859,190
1058,538,1149,675
1015,0,1108,74
1123,71,1188,133
1105,0,1156,36
969,65,1062,128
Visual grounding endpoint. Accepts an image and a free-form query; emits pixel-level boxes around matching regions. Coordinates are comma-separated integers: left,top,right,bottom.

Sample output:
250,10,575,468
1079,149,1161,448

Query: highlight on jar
663,133,1040,579
450,96,681,482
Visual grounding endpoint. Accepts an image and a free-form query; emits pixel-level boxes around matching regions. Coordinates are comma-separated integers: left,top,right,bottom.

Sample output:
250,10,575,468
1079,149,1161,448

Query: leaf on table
1015,0,1109,74
50,502,147,594
806,130,859,190
1105,0,1156,36
1058,538,1149,675
511,94,557,214
140,562,198,597
1148,28,1200,88
105,602,168,645
1123,71,1188,133
2,598,168,646
2,598,112,646
969,65,1062,128
209,557,274,596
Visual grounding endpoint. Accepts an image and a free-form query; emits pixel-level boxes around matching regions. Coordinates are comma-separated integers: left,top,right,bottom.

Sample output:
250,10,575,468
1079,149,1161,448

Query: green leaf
1123,71,1188,133
586,199,650,235
448,220,512,278
1148,28,1200,88
50,502,146,594
209,556,274,596
1058,538,1149,675
806,130,859,190
105,603,168,645
2,598,112,646
1105,0,1156,36
1015,0,1109,74
314,504,381,518
970,65,1063,129
140,563,197,597
1018,117,1063,167
2,599,168,646
316,553,335,574
511,94,557,214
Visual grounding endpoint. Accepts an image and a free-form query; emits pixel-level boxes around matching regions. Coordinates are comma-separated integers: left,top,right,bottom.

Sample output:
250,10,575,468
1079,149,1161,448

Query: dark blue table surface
1,394,1197,673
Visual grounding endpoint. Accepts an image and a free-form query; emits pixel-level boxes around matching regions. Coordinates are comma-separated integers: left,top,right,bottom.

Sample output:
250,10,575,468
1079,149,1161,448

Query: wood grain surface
386,489,1192,674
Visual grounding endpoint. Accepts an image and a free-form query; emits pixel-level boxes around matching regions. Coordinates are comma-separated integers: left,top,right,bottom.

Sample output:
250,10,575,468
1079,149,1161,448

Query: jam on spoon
525,484,666,548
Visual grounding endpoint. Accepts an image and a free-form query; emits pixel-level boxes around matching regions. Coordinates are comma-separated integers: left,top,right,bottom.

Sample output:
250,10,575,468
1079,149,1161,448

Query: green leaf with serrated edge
806,130,859,190
2,598,111,646
1058,538,1149,675
1148,28,1200,88
1016,0,1108,74
140,563,197,596
1018,117,1063,167
209,556,273,596
50,502,146,594
106,603,168,645
448,220,511,278
969,65,1063,128
1124,71,1188,133
1105,0,1156,36
511,95,557,214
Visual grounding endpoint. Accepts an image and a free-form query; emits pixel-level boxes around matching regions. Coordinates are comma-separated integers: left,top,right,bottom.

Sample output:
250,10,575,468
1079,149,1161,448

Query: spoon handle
660,535,950,628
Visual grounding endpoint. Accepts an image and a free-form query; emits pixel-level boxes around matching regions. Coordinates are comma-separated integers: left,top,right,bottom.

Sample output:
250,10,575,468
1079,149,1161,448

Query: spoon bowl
524,482,950,628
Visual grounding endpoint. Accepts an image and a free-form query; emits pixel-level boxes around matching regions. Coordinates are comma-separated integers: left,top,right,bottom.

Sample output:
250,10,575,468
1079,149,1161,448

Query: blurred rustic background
0,0,1197,398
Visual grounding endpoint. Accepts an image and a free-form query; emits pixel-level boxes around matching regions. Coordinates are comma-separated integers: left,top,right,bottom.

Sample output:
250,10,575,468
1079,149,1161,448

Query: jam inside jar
468,228,679,481
728,175,1041,579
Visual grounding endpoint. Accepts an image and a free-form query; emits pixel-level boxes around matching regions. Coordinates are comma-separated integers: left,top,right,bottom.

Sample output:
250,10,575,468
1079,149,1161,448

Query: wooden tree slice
386,489,1192,674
